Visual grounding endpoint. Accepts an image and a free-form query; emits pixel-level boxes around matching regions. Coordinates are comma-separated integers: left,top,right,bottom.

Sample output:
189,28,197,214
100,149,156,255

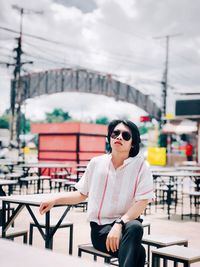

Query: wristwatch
115,218,125,229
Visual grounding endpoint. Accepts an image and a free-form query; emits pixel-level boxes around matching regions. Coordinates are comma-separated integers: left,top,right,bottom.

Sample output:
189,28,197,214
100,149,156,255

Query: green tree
45,108,71,123
159,133,167,148
0,115,9,129
139,125,148,135
20,113,31,134
95,116,109,125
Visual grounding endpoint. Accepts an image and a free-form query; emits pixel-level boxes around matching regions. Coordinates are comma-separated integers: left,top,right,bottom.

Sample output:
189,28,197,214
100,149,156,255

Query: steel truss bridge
14,68,161,119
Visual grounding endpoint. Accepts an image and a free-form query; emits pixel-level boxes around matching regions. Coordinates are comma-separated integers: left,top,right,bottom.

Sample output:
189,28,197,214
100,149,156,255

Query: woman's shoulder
91,153,110,163
128,153,150,169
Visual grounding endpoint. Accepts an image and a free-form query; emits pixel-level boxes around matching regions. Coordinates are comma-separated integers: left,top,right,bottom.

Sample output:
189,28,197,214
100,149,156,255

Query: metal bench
29,219,73,254
78,221,151,265
0,226,28,243
151,245,200,267
142,234,188,266
189,192,200,222
78,243,118,265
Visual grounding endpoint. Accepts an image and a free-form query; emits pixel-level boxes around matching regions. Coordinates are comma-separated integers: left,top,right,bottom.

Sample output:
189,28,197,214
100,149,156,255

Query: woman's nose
116,133,122,139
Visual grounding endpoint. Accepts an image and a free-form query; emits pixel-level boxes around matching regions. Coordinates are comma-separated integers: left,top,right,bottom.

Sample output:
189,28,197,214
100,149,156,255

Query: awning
162,119,197,134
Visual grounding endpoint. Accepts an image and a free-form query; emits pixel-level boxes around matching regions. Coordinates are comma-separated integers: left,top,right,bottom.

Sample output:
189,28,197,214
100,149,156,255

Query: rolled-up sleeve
75,159,94,196
134,161,154,202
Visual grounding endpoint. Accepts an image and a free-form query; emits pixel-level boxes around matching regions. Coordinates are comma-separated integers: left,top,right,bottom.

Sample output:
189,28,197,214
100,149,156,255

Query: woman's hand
39,199,56,215
106,223,122,253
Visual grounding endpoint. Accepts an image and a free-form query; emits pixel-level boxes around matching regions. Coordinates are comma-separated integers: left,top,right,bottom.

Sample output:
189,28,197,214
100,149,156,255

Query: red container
31,122,107,164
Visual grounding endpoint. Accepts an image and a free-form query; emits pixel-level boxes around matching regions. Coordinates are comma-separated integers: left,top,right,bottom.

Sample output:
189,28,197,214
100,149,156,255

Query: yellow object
147,147,166,166
23,147,30,154
164,113,174,120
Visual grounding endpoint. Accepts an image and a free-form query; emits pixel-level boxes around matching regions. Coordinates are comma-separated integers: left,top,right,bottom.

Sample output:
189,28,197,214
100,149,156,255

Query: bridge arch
16,68,161,119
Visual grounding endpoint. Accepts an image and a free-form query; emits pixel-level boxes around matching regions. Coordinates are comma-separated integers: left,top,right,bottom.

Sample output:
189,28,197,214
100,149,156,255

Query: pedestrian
185,142,193,161
39,119,154,267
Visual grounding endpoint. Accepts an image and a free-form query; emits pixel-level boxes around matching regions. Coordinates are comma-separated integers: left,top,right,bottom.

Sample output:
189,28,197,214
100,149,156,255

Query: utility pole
154,33,181,124
10,5,42,157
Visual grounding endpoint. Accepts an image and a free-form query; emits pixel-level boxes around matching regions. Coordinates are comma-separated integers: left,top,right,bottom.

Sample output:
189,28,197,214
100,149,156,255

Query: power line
8,6,42,151
154,33,182,122
0,24,163,71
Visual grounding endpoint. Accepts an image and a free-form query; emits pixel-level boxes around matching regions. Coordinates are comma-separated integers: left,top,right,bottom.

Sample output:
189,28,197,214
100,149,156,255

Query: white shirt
75,153,154,225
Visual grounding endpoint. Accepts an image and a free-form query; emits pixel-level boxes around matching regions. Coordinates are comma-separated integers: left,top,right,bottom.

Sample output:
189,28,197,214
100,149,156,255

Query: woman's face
110,123,132,154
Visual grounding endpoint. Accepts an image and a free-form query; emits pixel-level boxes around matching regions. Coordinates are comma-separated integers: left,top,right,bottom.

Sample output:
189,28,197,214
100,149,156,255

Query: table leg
45,211,52,249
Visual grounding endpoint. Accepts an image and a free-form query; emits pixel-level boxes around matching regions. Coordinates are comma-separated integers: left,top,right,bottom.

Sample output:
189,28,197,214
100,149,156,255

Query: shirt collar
108,153,142,169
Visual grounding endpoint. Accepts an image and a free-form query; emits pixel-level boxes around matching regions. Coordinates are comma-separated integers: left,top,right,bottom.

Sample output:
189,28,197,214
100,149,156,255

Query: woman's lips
114,141,122,145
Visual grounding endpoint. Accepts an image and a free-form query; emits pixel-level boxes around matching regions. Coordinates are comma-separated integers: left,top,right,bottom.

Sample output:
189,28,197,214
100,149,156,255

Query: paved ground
8,196,200,267
2,150,200,265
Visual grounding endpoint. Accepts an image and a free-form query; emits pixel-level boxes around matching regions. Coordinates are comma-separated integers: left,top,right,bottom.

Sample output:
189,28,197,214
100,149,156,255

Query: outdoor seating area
1,0,200,265
0,158,199,266
151,166,200,221
0,160,87,196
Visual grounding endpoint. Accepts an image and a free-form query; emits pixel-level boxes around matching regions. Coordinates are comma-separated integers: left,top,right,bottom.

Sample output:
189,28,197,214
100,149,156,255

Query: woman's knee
124,220,143,239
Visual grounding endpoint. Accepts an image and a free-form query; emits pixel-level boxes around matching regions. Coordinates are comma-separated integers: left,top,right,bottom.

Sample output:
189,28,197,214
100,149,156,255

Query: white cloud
23,92,146,122
0,0,200,121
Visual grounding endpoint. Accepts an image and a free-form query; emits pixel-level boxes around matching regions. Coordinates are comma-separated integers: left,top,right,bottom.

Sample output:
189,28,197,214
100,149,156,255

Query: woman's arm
121,199,148,223
106,199,148,253
39,191,87,215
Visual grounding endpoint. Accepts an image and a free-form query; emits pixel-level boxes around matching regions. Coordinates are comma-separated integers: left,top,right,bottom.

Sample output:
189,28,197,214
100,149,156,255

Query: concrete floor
7,197,200,267
1,150,200,265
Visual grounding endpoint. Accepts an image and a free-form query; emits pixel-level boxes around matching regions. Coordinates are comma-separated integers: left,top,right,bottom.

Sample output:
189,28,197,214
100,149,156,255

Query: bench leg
23,232,28,244
69,225,73,255
29,224,33,245
78,249,82,257
152,254,160,267
104,257,110,264
29,224,54,249
147,245,150,266
163,258,167,267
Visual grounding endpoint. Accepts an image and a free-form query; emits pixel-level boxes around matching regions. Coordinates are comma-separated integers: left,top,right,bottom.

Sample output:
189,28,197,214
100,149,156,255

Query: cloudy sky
0,0,200,122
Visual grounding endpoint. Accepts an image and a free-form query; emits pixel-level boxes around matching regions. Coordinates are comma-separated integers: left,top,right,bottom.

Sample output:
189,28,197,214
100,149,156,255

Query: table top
153,171,200,177
150,167,176,172
0,161,18,166
0,239,106,267
21,162,73,168
0,192,68,206
151,245,200,261
176,166,200,171
0,180,18,186
142,234,188,246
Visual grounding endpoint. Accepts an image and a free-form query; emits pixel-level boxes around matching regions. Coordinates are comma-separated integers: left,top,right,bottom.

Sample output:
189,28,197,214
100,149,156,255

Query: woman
39,119,154,267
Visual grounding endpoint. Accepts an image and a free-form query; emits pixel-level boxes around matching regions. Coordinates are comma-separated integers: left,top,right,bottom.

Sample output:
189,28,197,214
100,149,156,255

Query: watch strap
115,218,125,228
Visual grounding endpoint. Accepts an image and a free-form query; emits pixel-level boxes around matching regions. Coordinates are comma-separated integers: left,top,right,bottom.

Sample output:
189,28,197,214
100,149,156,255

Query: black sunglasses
111,130,132,141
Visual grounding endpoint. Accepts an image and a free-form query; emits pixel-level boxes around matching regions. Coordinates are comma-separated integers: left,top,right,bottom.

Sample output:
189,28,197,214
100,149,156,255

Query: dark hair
107,119,141,157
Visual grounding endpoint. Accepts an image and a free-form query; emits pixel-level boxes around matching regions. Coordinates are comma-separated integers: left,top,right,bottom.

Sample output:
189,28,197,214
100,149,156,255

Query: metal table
0,180,18,196
0,193,71,249
20,163,73,193
152,171,200,219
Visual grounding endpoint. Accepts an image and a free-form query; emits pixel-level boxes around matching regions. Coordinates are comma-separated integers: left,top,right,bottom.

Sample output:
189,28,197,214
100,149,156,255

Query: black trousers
90,219,146,267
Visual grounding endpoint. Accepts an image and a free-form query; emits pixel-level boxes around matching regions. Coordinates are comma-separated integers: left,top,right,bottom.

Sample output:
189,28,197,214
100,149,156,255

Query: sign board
176,99,200,117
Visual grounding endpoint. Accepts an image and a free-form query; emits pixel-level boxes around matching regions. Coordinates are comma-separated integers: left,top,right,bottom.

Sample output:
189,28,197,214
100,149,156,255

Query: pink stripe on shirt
137,188,154,196
97,162,110,225
132,160,145,198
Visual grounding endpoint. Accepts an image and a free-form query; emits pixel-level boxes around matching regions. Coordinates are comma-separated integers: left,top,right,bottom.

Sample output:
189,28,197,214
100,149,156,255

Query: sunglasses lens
111,130,131,141
111,130,120,139
122,132,131,141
